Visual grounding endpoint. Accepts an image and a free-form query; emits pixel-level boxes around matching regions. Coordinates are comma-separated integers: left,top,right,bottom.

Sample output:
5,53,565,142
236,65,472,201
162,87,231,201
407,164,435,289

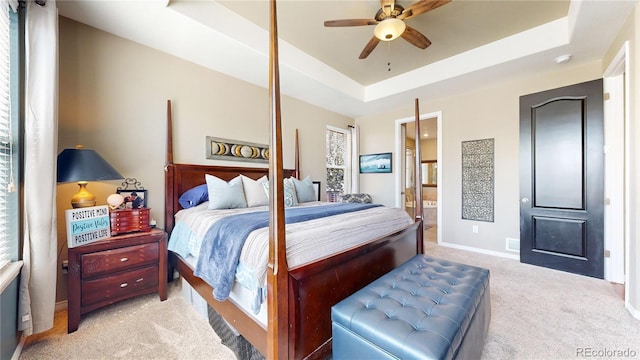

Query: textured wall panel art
206,136,269,163
461,138,494,222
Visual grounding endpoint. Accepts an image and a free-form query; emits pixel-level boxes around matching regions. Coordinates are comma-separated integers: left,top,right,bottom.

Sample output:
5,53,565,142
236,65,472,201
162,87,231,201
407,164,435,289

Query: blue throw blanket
194,203,382,301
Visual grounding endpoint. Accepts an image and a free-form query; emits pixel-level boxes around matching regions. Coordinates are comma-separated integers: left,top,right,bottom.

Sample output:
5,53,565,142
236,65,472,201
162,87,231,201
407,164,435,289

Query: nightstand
67,228,168,333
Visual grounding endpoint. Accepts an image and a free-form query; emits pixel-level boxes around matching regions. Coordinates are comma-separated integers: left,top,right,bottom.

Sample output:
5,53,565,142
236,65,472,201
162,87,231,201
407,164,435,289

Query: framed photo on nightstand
117,189,147,209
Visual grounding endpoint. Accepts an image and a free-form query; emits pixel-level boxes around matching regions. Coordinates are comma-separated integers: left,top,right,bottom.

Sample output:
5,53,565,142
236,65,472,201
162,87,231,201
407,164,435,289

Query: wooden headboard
163,100,298,235
164,164,296,235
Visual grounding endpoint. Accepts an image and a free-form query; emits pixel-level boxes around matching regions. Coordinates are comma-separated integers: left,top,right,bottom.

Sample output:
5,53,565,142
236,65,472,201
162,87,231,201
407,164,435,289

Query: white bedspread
168,201,413,313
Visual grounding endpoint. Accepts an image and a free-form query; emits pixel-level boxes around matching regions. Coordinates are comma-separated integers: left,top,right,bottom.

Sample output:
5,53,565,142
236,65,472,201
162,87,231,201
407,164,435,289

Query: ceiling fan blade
324,19,378,27
401,26,431,49
359,36,381,59
398,0,451,20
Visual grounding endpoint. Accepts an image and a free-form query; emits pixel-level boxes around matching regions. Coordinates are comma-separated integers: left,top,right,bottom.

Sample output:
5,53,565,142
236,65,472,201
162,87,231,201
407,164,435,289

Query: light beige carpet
19,242,639,360
19,283,235,360
426,242,639,360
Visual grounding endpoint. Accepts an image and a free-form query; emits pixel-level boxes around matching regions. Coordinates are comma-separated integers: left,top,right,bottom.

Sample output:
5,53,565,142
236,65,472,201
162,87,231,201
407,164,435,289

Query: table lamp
57,145,124,208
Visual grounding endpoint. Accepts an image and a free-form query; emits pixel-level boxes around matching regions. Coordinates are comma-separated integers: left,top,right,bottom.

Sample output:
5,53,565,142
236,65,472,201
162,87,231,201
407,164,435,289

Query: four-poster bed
163,1,426,359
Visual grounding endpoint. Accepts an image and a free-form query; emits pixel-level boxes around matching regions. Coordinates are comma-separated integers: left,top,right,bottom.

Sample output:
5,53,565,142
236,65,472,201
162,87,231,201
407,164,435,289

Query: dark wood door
519,79,604,279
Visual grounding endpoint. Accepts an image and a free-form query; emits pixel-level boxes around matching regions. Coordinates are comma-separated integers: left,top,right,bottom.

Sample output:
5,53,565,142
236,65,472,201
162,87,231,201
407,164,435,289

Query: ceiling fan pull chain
387,41,392,72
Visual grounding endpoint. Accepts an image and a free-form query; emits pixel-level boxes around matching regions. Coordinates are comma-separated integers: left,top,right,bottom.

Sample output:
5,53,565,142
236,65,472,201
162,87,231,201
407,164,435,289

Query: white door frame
603,42,629,291
395,111,443,244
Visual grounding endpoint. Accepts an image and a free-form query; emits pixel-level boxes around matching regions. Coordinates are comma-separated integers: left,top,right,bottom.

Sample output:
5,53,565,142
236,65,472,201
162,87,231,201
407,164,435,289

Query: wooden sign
65,205,111,248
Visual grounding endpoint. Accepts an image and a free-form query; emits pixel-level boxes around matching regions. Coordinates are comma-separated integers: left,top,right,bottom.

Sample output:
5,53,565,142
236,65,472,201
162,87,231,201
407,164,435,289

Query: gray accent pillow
292,176,316,203
206,174,247,209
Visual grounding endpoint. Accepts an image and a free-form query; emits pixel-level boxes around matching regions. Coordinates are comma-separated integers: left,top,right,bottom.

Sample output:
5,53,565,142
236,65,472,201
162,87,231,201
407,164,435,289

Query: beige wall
357,61,602,255
421,138,437,160
421,138,437,201
357,6,640,316
56,18,352,302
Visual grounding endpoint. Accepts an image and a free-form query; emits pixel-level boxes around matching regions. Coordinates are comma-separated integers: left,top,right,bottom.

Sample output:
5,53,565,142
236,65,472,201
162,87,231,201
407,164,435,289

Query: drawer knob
120,257,128,262
120,283,128,288
136,278,144,283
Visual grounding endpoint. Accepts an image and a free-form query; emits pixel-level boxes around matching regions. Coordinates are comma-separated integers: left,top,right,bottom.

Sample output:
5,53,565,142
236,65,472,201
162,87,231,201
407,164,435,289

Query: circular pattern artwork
206,137,269,163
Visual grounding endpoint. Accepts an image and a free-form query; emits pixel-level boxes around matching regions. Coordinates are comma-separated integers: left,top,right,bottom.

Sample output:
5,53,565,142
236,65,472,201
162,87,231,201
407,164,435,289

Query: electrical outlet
472,225,479,234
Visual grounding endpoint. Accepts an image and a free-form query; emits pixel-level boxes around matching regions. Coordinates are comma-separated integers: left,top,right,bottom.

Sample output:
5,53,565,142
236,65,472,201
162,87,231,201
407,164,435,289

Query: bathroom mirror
422,160,437,187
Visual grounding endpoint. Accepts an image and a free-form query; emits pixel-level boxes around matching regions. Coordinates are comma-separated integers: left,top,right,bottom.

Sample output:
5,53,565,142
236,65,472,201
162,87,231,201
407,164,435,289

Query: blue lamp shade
57,146,123,208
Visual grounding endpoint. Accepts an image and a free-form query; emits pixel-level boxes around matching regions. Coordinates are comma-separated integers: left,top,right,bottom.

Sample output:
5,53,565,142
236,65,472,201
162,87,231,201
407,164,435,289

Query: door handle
521,197,529,203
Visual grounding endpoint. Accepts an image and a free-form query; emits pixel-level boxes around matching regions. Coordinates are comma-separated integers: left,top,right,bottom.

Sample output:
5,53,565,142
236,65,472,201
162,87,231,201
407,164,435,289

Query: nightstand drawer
81,243,159,278
81,265,159,307
67,229,168,333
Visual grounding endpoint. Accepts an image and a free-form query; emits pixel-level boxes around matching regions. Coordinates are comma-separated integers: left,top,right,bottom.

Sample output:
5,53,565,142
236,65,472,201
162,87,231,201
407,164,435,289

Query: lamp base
71,182,97,209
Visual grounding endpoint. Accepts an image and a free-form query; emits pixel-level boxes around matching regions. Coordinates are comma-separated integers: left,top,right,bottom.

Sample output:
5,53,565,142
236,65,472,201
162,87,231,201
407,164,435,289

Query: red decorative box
109,208,151,235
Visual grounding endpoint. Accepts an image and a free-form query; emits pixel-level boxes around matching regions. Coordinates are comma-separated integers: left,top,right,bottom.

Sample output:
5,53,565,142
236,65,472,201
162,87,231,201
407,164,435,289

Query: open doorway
395,111,442,245
603,42,628,297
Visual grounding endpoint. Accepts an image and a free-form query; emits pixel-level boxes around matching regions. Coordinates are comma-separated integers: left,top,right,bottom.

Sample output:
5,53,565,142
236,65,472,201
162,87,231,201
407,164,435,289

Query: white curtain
19,0,58,336
350,125,359,193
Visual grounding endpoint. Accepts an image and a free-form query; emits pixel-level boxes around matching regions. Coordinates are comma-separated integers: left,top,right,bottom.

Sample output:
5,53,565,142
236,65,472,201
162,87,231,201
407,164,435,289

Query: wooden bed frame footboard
288,221,421,359
173,220,421,359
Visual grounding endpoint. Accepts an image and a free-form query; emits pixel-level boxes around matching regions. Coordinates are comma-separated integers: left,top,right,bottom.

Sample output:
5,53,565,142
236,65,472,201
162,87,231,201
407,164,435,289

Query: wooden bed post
414,99,424,254
295,128,300,179
165,99,175,235
267,0,290,359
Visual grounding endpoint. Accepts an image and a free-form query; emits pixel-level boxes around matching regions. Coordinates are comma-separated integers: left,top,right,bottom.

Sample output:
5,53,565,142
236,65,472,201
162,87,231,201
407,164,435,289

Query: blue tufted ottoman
331,255,491,360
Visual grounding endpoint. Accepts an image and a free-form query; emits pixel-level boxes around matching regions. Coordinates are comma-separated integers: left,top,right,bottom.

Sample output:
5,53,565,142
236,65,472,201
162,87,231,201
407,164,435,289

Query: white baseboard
55,300,68,312
625,301,640,320
11,301,68,360
10,334,26,360
437,240,521,261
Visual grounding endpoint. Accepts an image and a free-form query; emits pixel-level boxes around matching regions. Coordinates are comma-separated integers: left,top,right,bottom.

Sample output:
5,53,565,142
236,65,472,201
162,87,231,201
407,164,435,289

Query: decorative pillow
241,175,269,207
263,178,298,207
178,183,209,209
292,176,316,203
205,174,247,209
340,193,373,204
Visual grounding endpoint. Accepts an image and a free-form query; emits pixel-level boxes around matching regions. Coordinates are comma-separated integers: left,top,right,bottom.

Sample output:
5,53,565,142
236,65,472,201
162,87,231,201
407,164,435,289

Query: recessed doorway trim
603,41,629,303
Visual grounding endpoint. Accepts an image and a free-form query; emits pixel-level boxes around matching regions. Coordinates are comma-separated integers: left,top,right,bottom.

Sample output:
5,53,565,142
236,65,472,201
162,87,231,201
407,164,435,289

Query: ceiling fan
324,0,451,59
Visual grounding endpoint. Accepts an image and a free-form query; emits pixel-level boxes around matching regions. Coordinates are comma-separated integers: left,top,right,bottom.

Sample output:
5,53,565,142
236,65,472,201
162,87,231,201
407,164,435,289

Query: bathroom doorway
399,115,440,244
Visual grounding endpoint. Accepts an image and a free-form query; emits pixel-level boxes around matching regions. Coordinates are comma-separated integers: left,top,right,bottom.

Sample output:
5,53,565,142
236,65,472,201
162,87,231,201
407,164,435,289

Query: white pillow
292,176,316,203
205,174,247,209
241,175,269,207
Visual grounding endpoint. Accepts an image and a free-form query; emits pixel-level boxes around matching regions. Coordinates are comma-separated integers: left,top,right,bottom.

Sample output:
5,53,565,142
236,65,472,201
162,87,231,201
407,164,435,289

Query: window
326,126,351,202
0,1,19,274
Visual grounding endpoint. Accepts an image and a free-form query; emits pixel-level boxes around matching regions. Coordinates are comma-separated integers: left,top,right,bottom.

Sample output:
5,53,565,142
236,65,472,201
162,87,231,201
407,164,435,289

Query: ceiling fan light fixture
374,18,406,41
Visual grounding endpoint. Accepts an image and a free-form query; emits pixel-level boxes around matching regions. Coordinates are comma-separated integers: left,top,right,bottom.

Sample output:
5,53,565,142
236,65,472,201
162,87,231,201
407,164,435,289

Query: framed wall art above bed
205,136,269,163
